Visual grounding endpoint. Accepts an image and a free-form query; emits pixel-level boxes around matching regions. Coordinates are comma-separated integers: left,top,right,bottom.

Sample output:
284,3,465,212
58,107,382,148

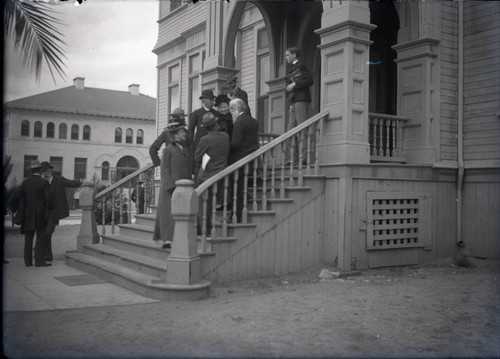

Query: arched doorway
115,155,139,185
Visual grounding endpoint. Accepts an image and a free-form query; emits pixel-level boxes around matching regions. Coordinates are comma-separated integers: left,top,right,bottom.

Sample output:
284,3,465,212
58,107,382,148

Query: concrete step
101,233,167,261
134,213,156,227
119,223,154,241
83,243,167,277
65,251,211,301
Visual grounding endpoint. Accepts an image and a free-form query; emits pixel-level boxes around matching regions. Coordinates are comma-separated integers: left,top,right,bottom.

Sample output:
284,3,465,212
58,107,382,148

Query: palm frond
4,0,67,82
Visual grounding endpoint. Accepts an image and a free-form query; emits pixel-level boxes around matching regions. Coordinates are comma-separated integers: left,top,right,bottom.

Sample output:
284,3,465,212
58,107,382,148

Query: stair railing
194,109,329,252
94,163,155,235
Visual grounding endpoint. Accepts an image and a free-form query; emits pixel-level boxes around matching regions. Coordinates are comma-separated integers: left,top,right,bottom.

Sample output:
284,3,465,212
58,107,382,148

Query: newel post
166,179,202,285
77,185,99,252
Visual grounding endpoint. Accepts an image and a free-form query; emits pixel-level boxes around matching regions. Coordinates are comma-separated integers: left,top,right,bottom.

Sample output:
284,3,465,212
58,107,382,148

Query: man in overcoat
152,122,193,249
40,161,84,262
19,160,52,267
229,98,260,222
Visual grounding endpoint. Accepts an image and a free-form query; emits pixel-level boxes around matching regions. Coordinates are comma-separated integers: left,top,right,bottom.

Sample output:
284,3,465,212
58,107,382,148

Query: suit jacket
149,130,171,167
50,175,82,221
195,131,230,185
230,112,260,164
187,107,221,149
20,174,52,232
161,142,193,193
286,60,313,103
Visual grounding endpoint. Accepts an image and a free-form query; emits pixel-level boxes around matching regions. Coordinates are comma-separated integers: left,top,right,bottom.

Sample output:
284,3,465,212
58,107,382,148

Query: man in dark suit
229,98,260,222
40,161,84,262
187,90,221,162
19,160,52,267
225,73,250,115
131,181,145,214
285,46,314,164
195,112,230,235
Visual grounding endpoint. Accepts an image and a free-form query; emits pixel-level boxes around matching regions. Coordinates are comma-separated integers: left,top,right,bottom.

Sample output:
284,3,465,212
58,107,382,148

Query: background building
3,77,156,188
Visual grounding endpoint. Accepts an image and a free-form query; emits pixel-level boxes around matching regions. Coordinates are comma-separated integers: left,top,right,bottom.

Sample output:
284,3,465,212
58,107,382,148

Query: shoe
25,263,32,267
161,241,172,249
35,262,52,267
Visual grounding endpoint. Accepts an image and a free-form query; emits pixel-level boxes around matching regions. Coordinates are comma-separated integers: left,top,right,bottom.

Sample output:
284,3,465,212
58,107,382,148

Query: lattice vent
366,192,431,250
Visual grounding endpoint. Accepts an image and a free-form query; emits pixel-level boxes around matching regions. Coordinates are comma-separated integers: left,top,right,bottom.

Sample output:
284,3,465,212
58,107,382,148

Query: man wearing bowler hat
19,160,52,267
187,89,221,178
40,161,85,262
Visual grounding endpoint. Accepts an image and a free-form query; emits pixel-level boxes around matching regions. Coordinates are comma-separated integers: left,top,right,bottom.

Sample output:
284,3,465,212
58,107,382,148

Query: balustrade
369,113,408,163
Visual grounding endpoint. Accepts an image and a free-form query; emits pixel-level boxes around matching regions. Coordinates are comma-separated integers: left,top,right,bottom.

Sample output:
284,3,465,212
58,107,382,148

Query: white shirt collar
293,59,299,65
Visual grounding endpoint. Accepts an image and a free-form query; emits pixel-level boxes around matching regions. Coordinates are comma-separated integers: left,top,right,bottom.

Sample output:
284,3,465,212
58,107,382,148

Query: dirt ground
2,225,500,358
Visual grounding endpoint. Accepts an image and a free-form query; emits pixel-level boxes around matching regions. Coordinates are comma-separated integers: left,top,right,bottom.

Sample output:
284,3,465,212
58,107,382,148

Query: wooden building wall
439,2,459,162
463,1,500,164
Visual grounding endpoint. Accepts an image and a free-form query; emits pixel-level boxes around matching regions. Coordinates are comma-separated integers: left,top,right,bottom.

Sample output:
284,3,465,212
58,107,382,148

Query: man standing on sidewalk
19,160,52,267
40,161,84,262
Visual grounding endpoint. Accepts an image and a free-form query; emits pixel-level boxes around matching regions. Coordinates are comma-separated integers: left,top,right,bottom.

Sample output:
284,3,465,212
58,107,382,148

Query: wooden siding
463,174,500,259
439,2,459,161
157,66,168,131
157,4,207,49
463,1,500,163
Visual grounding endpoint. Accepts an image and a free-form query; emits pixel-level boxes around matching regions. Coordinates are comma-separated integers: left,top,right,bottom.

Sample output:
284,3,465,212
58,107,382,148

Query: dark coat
230,112,260,164
187,107,221,150
153,142,193,242
50,176,82,221
149,130,171,167
195,131,230,185
216,112,234,142
286,60,313,103
20,174,52,232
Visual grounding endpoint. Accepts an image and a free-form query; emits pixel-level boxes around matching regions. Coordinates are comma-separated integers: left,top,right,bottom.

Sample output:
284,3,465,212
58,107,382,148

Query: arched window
83,125,91,140
136,129,144,145
47,122,55,138
115,128,122,143
71,124,79,140
34,121,43,138
116,155,139,184
21,120,30,136
101,161,110,181
126,128,133,144
59,123,67,139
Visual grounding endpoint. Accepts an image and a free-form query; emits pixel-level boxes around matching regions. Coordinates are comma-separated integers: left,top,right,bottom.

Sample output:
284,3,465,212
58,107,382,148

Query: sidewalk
2,220,158,312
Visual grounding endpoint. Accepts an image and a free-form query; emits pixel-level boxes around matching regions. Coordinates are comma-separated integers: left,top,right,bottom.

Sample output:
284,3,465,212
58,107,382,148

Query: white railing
369,113,408,163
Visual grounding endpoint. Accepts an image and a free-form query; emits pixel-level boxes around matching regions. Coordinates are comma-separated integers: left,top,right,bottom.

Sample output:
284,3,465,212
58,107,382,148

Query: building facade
3,77,156,187
151,0,499,272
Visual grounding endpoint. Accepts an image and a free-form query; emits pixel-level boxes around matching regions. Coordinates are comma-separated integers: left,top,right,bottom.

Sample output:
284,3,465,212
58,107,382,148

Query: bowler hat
30,160,42,169
201,113,217,128
40,161,53,171
199,89,215,100
169,108,186,118
165,121,186,133
224,73,238,84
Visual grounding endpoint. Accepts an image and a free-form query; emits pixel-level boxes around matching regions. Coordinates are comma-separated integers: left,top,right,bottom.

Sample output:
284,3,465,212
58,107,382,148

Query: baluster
270,147,276,199
289,136,295,187
101,197,106,235
111,193,116,234
242,164,248,223
211,183,217,239
306,128,312,175
127,187,132,224
397,120,404,157
252,160,258,212
377,118,383,156
201,191,208,252
391,119,397,158
120,187,124,225
262,153,268,210
315,121,321,175
298,130,304,187
280,142,286,198
232,170,238,224
384,119,390,158
222,176,228,237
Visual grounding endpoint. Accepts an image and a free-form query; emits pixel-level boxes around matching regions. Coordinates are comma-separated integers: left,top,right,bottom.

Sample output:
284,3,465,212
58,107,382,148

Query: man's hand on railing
80,178,94,187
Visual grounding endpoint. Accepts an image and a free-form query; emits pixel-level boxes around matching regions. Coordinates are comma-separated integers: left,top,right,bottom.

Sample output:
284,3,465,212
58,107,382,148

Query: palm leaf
4,0,67,82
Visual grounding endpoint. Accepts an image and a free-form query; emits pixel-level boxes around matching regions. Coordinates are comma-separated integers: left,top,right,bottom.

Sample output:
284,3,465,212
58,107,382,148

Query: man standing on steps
284,46,314,165
40,161,85,262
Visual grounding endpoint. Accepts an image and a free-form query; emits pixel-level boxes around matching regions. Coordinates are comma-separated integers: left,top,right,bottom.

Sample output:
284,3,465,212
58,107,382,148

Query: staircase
66,110,330,300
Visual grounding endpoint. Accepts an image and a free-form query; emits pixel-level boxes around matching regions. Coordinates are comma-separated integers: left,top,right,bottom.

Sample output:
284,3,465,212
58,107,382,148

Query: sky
3,0,159,103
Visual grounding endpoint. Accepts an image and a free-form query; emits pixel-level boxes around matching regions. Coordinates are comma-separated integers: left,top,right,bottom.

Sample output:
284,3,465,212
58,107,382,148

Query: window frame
21,120,30,137
71,124,79,140
168,62,181,116
34,121,43,138
115,128,122,143
74,157,87,180
49,156,63,177
125,128,133,144
46,122,55,138
101,161,110,181
136,129,144,145
59,123,67,139
83,125,91,141
255,26,270,132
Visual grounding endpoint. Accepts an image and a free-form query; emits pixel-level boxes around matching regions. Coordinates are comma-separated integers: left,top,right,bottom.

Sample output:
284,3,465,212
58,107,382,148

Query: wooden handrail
369,112,409,122
195,109,329,195
95,163,155,200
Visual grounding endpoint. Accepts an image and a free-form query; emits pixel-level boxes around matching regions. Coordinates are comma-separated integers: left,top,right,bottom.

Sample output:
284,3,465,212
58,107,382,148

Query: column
77,186,99,252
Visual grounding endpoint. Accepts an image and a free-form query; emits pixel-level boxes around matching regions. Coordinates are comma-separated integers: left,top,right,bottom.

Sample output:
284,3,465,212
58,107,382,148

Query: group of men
13,160,84,267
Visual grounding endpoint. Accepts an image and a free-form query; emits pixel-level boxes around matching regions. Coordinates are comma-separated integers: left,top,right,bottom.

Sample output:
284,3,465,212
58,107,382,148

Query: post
166,180,202,285
77,186,99,252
